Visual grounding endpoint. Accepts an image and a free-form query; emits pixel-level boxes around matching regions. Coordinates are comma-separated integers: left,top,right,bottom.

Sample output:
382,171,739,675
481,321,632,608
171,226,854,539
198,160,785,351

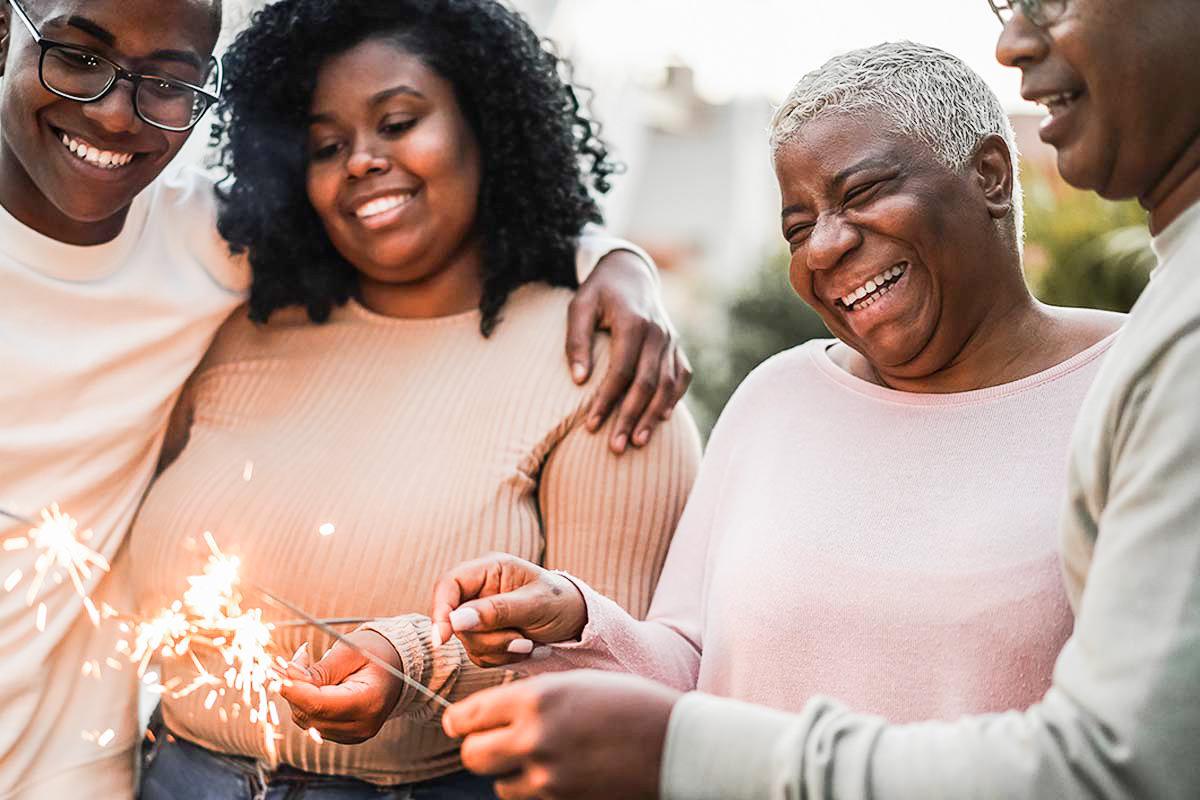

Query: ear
972,133,1014,221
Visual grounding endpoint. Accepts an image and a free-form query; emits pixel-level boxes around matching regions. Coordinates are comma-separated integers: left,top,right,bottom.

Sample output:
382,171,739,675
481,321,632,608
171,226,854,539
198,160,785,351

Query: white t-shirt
0,165,248,799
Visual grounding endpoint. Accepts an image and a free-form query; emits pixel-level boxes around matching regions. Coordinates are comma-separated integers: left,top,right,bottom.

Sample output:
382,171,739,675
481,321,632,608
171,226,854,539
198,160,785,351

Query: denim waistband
143,709,414,794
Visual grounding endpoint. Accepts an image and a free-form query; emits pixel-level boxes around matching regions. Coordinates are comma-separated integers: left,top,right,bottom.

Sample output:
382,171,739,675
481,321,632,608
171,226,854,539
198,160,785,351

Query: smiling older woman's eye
786,223,813,247
845,180,882,203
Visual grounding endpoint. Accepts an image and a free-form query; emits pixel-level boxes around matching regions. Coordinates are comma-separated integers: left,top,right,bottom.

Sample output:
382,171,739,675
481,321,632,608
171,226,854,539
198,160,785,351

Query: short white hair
770,42,1023,244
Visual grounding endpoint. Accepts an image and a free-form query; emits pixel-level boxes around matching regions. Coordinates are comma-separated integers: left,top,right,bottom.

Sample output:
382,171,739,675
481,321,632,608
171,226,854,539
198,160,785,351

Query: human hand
430,554,587,668
568,249,692,454
444,670,680,800
278,631,405,744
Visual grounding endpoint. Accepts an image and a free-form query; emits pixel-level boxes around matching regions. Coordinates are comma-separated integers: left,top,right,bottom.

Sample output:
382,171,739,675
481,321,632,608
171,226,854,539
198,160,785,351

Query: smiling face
305,37,483,315
0,0,219,242
995,0,1200,203
775,111,1020,379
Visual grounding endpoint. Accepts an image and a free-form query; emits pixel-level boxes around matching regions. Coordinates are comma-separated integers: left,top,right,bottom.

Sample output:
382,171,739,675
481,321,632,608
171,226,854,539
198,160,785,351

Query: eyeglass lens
41,45,207,130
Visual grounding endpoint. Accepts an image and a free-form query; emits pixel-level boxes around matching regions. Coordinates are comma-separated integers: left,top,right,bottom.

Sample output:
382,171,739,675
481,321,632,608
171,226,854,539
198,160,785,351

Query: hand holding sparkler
279,631,408,744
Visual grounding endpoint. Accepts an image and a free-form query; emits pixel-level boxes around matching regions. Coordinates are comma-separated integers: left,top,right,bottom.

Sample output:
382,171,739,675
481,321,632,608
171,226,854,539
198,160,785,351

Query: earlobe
974,133,1014,220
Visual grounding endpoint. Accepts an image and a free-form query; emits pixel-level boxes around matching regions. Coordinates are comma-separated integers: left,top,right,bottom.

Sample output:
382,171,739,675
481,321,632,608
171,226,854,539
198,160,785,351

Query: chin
1053,138,1125,198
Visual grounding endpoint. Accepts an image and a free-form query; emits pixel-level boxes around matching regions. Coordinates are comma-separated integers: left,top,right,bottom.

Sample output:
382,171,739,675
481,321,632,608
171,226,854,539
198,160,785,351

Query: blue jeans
139,717,497,800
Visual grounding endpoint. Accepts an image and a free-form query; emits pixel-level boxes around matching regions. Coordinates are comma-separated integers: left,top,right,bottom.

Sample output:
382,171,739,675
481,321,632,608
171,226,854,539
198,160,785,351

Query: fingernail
662,407,673,420
449,606,481,632
290,642,309,663
572,363,588,383
634,429,649,447
612,434,627,453
587,415,602,432
431,627,443,649
506,638,534,655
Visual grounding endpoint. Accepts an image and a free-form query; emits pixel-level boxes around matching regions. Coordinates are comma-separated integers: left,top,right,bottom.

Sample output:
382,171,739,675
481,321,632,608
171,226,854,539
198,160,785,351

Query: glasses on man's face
6,0,220,132
988,0,1069,28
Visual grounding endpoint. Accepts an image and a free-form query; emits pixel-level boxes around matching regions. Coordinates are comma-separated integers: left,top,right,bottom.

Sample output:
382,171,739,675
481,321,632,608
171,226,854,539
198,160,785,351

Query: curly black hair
212,0,617,335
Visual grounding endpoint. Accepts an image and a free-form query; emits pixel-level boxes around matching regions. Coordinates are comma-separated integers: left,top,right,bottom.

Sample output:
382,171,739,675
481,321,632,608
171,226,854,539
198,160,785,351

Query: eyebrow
370,85,425,106
780,155,898,218
58,16,205,70
309,85,426,125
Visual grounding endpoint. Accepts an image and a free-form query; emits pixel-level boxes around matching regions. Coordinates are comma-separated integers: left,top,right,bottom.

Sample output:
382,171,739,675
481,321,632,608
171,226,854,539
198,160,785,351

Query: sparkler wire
247,581,451,709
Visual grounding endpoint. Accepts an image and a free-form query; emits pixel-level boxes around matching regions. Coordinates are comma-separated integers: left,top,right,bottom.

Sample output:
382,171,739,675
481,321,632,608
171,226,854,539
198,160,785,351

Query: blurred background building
212,0,1153,434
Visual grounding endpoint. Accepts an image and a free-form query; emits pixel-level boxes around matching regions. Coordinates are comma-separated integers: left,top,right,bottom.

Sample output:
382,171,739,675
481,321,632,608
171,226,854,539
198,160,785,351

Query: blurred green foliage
684,251,828,435
684,161,1153,437
1021,163,1153,312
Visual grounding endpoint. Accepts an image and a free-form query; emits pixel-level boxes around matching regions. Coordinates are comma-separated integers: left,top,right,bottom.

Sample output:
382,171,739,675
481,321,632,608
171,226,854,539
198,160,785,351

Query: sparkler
248,581,451,709
7,495,450,754
2,505,110,625
122,530,451,763
121,531,290,758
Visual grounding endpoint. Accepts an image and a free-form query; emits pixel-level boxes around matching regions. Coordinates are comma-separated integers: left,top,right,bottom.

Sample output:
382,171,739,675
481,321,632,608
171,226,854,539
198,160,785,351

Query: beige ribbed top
128,283,701,785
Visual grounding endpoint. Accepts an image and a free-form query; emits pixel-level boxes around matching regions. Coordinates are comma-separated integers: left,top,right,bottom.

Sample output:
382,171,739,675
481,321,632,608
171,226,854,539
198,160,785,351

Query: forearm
518,575,701,692
365,614,513,720
661,686,1157,800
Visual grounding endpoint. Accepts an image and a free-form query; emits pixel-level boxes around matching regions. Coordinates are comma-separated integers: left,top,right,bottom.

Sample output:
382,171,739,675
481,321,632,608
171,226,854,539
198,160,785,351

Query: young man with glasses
439,1,1200,798
0,0,685,796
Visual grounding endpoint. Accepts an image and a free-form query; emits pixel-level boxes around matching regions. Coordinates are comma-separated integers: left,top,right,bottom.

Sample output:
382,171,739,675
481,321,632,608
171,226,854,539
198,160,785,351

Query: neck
0,145,128,245
870,291,1054,394
357,238,485,320
1143,128,1200,236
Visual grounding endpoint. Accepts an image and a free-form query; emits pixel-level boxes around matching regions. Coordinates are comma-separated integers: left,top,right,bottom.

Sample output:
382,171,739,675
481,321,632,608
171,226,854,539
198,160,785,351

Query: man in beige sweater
440,1,1200,797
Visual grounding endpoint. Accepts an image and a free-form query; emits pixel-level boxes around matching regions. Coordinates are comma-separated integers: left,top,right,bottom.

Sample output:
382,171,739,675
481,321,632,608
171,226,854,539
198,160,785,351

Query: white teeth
1038,91,1079,111
59,132,135,170
841,263,908,311
355,193,414,219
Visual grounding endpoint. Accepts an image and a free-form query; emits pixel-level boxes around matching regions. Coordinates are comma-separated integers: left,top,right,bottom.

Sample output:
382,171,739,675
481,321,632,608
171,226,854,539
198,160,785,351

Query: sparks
1,505,110,624
121,532,291,755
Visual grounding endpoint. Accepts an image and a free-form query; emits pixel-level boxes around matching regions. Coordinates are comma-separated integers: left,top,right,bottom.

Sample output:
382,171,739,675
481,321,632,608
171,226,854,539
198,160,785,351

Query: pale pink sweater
533,335,1115,723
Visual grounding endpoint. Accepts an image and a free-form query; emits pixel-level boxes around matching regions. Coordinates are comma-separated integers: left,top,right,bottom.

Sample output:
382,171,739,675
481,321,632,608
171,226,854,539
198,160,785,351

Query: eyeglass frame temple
7,0,43,42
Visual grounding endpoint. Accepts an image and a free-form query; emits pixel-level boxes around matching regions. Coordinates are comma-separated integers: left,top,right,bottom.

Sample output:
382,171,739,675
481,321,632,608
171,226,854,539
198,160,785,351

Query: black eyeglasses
988,0,1069,28
6,0,220,132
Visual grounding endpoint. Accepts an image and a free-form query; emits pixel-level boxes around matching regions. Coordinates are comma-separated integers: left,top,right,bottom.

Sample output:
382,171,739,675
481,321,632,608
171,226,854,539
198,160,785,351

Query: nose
995,13,1049,70
78,81,141,135
346,142,391,179
806,213,862,272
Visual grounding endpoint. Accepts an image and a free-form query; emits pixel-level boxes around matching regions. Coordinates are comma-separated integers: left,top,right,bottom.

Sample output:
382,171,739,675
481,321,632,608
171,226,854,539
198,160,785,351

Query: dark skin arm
569,249,691,454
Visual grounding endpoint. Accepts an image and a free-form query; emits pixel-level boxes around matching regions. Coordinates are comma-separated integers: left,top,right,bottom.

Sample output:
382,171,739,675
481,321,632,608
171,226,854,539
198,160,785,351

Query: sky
530,0,1038,113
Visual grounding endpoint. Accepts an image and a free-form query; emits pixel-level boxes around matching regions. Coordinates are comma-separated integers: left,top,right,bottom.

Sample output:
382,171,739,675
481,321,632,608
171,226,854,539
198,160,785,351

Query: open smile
836,263,908,312
54,128,139,170
349,190,418,230
1025,87,1087,144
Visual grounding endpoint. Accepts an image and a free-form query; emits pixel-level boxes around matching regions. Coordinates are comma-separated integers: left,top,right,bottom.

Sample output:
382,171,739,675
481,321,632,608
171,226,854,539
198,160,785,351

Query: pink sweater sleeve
518,395,744,691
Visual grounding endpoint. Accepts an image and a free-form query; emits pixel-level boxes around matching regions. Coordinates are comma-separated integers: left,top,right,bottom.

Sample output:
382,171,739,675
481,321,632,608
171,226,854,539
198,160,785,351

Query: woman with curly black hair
129,1,701,798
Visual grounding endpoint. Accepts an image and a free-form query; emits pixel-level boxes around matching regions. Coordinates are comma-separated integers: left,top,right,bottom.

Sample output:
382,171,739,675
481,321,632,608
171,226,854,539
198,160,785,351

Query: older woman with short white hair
318,43,1126,797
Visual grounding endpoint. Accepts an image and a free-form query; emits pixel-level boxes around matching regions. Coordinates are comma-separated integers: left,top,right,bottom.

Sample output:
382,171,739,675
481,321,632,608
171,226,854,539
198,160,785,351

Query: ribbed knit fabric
537,333,1116,725
127,283,701,785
